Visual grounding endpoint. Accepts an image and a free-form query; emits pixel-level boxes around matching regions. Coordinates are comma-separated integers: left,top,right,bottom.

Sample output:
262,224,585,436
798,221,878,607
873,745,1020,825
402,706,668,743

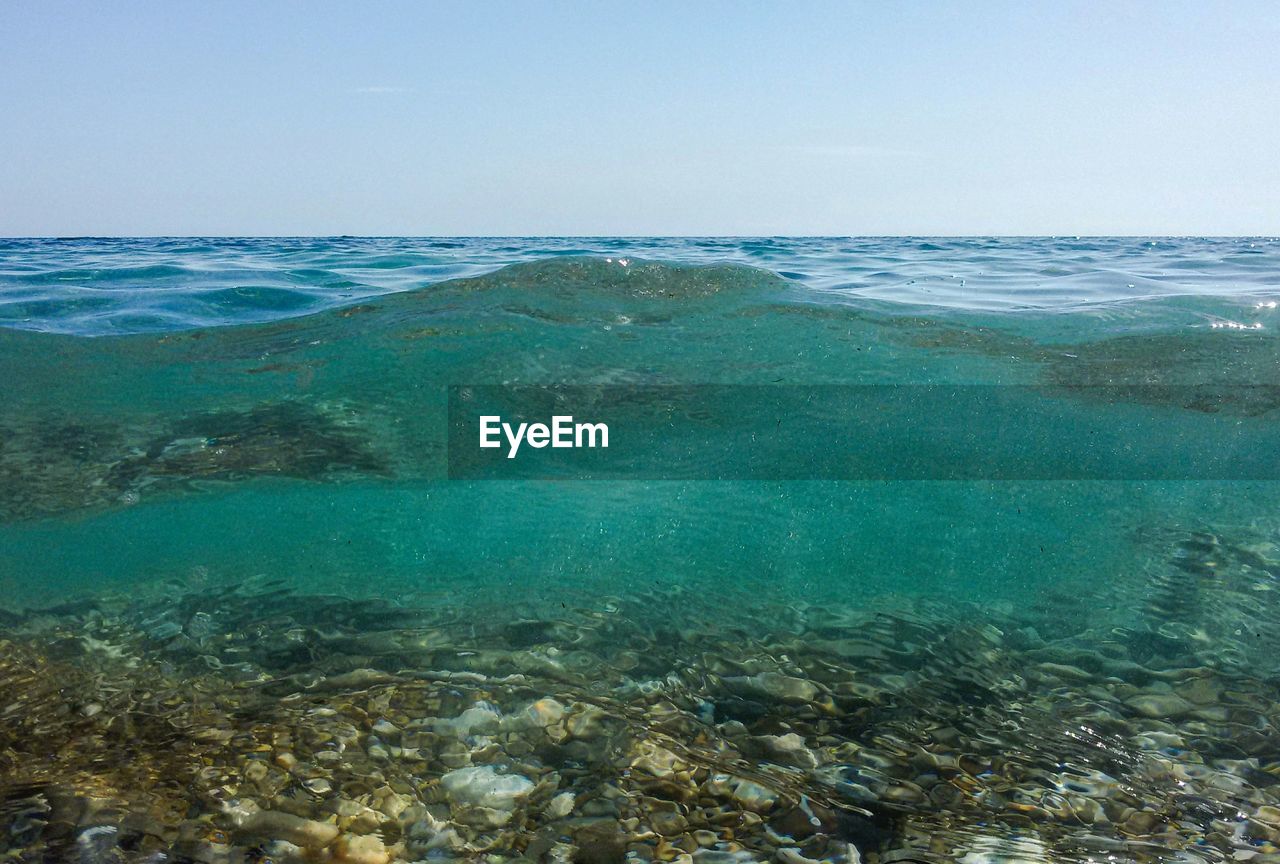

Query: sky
1,1,1277,236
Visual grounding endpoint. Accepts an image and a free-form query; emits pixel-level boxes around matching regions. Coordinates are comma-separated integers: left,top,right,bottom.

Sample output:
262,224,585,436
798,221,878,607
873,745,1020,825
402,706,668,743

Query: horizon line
2,234,1278,241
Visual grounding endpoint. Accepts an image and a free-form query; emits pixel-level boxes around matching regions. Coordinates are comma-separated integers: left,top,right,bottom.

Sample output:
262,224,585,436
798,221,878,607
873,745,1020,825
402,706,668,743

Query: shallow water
2,240,1280,864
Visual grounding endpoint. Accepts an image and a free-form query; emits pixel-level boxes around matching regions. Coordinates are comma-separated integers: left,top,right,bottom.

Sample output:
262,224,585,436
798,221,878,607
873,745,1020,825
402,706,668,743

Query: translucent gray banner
446,385,1280,480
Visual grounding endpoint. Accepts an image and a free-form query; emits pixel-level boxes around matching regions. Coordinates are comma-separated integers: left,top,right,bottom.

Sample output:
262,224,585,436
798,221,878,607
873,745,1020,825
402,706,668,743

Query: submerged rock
440,765,535,827
1125,692,1193,718
724,672,820,704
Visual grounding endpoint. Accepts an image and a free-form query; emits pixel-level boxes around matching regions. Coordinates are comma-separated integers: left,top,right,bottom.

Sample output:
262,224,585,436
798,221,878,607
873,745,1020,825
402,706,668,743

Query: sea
1,237,1279,864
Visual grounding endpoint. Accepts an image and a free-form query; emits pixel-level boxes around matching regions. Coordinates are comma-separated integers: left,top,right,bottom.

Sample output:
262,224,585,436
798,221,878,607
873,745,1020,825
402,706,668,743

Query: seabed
4,525,1280,864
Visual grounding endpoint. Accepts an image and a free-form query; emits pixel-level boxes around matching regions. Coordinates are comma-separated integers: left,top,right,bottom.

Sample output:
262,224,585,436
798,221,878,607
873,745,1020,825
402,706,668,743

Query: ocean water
2,237,1280,864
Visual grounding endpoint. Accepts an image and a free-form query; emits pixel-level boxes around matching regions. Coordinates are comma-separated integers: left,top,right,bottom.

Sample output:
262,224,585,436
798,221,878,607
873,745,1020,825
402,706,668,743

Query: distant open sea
2,236,1278,334
2,237,1280,864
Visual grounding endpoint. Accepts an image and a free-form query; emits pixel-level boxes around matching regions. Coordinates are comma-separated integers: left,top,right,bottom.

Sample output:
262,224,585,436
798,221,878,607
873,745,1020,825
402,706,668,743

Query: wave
2,237,1279,335
0,257,1276,523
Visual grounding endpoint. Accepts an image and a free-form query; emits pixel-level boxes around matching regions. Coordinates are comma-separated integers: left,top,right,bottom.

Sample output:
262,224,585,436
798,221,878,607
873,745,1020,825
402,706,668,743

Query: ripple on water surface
2,236,1279,334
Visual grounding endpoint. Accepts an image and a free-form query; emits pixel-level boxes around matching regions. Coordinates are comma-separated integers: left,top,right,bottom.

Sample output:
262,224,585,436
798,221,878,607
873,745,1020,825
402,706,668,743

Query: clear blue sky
1,1,1277,236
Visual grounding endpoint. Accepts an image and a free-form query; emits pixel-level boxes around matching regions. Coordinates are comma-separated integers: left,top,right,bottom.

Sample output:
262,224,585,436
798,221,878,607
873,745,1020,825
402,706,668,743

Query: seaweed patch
0,401,387,521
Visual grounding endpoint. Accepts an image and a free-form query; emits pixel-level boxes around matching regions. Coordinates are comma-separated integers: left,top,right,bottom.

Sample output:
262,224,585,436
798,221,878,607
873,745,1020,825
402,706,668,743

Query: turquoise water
2,239,1280,864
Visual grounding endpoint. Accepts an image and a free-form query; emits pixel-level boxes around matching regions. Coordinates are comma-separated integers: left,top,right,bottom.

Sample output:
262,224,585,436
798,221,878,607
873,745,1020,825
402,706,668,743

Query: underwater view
3,236,1280,864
